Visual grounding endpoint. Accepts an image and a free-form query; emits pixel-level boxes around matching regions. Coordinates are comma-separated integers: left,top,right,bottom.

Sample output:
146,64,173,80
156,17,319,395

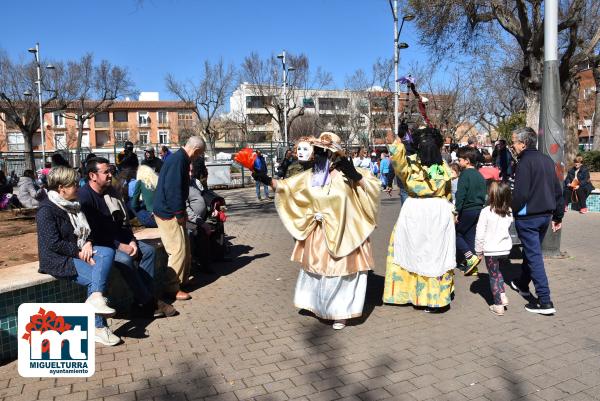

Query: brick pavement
2,187,600,401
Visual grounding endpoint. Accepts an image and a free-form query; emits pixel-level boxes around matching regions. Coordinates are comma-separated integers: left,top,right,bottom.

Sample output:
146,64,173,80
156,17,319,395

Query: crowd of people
248,125,571,329
2,123,591,345
29,137,230,346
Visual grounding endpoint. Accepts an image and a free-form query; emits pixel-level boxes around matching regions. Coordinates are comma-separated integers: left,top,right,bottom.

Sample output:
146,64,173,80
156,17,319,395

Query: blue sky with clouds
1,0,433,100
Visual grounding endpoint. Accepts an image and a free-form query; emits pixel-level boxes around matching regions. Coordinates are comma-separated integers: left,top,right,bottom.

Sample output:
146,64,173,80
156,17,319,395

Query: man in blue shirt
154,136,206,301
253,150,271,200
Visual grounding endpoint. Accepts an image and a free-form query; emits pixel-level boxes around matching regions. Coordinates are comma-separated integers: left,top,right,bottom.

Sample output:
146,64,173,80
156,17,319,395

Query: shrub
581,151,600,172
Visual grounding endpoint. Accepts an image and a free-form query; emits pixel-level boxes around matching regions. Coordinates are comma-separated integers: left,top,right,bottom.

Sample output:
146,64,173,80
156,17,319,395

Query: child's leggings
486,256,505,305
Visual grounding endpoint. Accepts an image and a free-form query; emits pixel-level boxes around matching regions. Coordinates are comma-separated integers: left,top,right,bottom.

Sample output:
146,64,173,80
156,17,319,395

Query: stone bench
0,228,166,362
567,189,600,212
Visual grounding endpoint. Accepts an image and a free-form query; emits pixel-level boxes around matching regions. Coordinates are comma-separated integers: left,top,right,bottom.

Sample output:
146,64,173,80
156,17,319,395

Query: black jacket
36,199,79,278
511,148,564,222
142,157,163,173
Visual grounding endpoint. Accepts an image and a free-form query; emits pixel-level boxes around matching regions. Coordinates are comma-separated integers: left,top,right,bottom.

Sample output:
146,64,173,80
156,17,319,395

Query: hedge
581,151,600,172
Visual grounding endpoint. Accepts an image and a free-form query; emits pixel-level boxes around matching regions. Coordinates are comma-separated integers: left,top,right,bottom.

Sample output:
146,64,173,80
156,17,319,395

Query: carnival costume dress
383,141,456,308
275,167,380,320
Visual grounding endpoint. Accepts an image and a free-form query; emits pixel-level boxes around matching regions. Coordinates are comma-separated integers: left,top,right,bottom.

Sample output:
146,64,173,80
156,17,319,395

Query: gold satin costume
275,168,380,277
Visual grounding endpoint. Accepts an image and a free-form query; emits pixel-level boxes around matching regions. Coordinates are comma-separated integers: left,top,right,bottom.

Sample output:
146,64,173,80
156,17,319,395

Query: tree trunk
22,131,35,171
593,65,600,151
563,106,580,164
525,90,541,133
76,117,84,168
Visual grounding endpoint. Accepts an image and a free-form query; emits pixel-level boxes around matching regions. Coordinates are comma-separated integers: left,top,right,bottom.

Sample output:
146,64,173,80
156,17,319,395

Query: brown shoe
155,300,178,317
175,290,192,301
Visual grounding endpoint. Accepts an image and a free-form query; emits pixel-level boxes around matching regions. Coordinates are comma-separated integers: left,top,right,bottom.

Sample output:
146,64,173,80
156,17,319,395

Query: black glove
334,157,362,182
252,171,273,186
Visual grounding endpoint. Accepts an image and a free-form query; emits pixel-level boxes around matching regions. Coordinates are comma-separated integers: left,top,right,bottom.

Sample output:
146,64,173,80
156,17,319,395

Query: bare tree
166,58,236,156
63,54,134,166
408,0,600,162
345,58,394,147
591,58,600,150
0,51,68,169
288,113,320,141
240,51,333,141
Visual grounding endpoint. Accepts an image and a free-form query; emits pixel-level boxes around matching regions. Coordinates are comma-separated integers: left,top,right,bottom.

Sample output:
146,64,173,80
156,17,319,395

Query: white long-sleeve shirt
474,206,513,256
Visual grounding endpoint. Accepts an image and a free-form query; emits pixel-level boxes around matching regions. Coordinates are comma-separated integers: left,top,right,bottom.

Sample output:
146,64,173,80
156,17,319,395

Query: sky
0,0,433,102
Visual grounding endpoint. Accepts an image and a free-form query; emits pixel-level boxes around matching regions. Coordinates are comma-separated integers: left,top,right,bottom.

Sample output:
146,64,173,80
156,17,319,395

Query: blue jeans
135,209,157,228
72,246,115,328
515,215,552,304
456,209,481,264
396,177,408,205
113,241,156,306
255,181,270,199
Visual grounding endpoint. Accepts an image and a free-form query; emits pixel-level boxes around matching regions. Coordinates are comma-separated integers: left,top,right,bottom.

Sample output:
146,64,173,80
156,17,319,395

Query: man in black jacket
80,157,176,318
509,127,564,315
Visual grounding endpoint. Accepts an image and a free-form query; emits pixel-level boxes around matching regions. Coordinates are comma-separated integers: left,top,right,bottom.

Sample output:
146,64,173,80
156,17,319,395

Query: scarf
103,193,128,226
47,190,91,249
311,159,330,187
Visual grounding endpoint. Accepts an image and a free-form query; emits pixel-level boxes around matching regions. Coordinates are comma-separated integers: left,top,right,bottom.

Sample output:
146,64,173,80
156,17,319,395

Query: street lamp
277,51,295,147
389,0,414,138
28,43,55,164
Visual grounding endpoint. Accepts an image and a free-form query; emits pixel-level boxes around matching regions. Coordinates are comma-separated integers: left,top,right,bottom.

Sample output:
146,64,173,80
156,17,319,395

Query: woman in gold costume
382,127,456,311
254,132,380,329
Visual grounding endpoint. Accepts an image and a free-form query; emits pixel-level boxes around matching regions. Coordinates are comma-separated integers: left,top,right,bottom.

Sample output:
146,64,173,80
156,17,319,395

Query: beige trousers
155,217,191,293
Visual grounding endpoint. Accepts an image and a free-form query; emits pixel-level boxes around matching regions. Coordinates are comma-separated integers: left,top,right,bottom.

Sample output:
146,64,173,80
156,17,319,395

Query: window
358,116,367,126
7,132,24,151
54,133,67,149
246,96,272,109
113,111,128,122
158,130,169,145
138,111,150,126
303,98,315,108
53,112,65,127
318,98,349,111
157,111,168,124
115,130,129,143
139,131,149,145
178,111,193,121
95,112,109,128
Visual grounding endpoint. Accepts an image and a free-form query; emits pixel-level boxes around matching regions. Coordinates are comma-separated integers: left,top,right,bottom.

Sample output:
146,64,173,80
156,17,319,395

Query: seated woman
130,165,158,228
17,169,43,208
564,156,595,214
36,166,120,346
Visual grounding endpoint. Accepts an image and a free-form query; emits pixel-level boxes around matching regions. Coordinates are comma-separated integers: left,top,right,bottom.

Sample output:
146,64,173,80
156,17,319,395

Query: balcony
157,121,170,128
113,121,129,129
95,121,110,129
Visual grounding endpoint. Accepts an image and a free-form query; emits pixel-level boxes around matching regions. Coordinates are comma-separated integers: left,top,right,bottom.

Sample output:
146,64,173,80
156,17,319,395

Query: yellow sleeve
388,141,409,183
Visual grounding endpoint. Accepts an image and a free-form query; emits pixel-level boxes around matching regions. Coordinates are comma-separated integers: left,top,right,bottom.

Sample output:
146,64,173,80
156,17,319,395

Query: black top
78,183,135,248
36,199,79,278
142,157,163,173
512,148,564,222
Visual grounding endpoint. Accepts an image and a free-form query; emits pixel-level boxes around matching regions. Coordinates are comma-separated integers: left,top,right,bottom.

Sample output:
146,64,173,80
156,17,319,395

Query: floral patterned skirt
383,228,454,308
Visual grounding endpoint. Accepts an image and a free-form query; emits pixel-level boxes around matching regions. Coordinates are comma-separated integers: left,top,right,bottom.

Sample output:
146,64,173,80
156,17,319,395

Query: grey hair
512,127,538,148
186,136,206,150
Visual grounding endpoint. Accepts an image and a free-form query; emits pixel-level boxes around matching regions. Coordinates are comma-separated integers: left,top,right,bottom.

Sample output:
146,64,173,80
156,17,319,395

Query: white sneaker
332,320,346,330
95,327,120,346
86,294,116,316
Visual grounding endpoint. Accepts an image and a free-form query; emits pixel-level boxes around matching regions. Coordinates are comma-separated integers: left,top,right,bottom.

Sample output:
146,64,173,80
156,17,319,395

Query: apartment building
228,83,453,146
0,93,198,153
577,67,596,149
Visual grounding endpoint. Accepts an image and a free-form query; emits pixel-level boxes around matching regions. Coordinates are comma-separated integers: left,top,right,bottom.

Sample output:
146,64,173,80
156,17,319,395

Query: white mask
296,141,313,162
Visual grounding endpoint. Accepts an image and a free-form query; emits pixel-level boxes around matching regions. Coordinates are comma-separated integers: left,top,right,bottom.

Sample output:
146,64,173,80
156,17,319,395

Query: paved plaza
2,187,600,401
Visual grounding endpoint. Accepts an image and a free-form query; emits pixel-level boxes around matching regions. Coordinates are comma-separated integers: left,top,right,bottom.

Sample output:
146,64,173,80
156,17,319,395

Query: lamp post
28,43,55,164
277,51,295,147
389,0,414,137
